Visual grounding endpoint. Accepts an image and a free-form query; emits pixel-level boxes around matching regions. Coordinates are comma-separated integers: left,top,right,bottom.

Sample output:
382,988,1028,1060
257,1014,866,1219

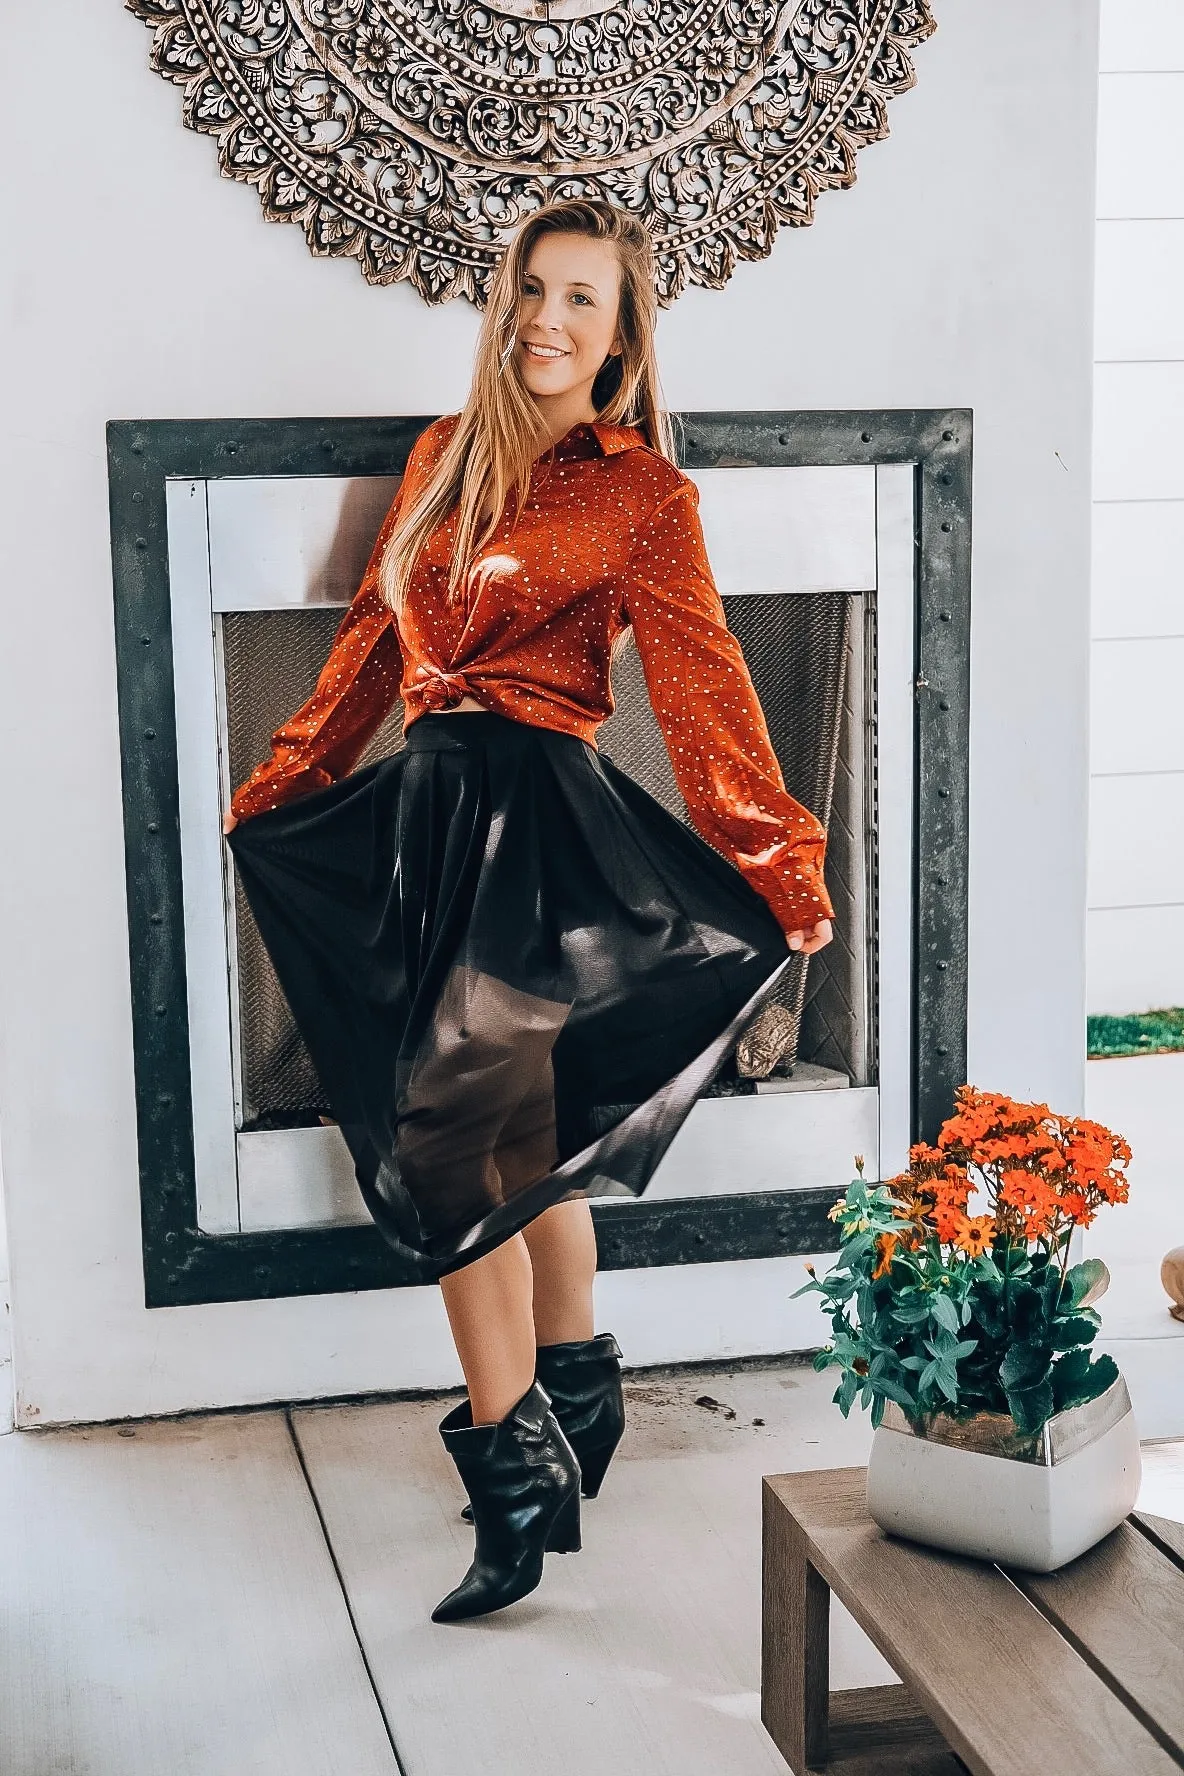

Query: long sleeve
621,478,835,937
229,487,407,821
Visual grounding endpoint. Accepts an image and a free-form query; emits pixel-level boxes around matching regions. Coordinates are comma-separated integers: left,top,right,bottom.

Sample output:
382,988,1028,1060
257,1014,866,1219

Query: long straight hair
377,199,678,615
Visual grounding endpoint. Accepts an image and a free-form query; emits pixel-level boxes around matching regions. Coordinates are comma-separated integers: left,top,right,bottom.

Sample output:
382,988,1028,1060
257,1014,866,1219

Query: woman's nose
535,297,567,332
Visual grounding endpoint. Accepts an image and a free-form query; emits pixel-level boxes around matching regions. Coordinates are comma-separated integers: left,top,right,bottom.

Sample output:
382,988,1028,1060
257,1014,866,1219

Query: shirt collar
589,419,647,455
550,419,647,461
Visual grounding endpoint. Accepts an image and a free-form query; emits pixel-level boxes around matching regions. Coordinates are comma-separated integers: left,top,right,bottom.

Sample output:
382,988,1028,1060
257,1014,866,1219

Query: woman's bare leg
520,1199,597,1345
438,1233,537,1425
437,1200,597,1422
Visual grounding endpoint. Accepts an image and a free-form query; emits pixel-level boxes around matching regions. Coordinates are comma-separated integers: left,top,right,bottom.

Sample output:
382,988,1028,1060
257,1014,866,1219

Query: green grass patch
1088,1006,1184,1059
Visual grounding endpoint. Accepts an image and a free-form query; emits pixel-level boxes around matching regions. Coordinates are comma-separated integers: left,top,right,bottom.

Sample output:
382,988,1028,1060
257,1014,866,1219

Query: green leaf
1006,1379,1055,1436
1063,1258,1109,1311
892,1291,932,1323
925,1330,959,1363
1051,1349,1120,1414
1011,1284,1048,1343
999,1340,1052,1392
873,1374,917,1411
932,1362,961,1404
836,1371,860,1416
930,1290,960,1335
1048,1316,1099,1351
1039,1267,1064,1318
1049,1344,1090,1396
918,1357,942,1394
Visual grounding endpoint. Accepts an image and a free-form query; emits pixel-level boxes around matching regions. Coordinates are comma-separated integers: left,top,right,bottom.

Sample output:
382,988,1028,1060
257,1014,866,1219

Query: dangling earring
498,325,518,374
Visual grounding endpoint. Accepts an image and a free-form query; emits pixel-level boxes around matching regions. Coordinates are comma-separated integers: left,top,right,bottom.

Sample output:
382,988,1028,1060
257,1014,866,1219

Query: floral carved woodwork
127,0,935,305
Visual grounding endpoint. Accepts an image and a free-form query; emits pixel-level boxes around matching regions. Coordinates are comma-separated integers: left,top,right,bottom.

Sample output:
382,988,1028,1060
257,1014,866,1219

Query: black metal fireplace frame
107,410,972,1308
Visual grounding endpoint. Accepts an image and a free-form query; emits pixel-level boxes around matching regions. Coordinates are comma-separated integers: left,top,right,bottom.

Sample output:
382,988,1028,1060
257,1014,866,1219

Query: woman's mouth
523,341,569,359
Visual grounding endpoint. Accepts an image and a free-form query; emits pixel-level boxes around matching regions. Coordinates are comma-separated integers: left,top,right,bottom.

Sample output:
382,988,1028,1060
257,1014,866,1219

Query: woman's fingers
786,919,833,956
222,811,238,835
800,919,834,955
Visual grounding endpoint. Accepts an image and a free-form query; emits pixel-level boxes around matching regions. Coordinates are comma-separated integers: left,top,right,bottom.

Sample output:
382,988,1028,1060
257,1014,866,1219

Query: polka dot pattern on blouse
229,412,834,936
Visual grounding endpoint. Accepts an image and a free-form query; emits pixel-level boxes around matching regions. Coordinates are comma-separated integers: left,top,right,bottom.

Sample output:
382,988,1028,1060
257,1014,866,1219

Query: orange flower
931,1170,972,1208
932,1202,965,1243
977,1130,1057,1166
1058,1189,1092,1226
889,1085,1129,1260
882,1169,913,1200
872,1233,900,1279
953,1214,994,1258
998,1169,1058,1239
1062,1119,1130,1195
1094,1171,1130,1207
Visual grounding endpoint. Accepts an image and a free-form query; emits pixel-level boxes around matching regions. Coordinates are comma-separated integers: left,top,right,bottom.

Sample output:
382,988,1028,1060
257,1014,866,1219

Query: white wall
1089,0,1184,1013
0,0,1100,1425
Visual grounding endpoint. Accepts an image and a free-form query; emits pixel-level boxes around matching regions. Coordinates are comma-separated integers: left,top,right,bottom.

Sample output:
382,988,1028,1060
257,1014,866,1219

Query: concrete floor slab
0,1412,398,1776
292,1360,896,1776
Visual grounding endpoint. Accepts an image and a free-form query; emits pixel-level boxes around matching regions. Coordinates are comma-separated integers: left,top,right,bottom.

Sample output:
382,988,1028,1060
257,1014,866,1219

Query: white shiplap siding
1088,1,1184,1013
1098,0,1184,70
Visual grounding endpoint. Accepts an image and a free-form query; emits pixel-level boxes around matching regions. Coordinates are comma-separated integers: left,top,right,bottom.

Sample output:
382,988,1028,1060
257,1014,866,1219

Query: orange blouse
229,413,834,936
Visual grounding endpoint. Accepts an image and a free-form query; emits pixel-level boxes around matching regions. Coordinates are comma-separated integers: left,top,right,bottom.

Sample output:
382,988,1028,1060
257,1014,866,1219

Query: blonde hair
378,199,678,614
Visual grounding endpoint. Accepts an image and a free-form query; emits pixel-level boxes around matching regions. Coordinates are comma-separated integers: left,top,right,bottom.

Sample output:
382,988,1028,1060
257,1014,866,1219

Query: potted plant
796,1085,1140,1572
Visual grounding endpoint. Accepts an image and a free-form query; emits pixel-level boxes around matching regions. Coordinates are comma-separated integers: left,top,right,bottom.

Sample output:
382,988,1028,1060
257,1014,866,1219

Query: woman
224,198,834,1625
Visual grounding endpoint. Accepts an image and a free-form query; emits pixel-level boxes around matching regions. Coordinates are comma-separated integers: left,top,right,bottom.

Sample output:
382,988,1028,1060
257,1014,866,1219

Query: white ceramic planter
865,1375,1141,1572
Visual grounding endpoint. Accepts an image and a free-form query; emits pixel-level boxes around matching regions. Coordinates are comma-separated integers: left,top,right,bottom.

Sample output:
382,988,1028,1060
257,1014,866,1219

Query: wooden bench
762,1467,1184,1775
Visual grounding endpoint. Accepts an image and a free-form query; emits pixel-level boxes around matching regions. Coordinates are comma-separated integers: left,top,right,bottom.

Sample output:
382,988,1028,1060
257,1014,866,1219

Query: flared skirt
226,711,791,1280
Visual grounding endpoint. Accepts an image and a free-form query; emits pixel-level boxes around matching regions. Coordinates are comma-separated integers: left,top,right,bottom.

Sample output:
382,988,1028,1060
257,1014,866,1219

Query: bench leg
762,1485,830,1772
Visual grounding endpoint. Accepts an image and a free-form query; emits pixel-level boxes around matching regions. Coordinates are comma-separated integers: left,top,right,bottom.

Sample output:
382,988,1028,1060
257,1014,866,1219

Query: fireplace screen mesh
223,593,859,1128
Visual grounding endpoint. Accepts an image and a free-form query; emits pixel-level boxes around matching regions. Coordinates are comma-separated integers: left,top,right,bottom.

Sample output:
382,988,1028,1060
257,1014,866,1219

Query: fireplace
108,412,971,1306
222,534,860,1120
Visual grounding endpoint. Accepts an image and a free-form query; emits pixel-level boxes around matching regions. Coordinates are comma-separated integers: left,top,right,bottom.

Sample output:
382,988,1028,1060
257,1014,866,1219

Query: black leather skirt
227,711,790,1279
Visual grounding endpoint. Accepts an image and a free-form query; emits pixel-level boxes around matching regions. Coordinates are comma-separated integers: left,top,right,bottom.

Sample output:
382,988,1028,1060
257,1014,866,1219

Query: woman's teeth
524,342,568,358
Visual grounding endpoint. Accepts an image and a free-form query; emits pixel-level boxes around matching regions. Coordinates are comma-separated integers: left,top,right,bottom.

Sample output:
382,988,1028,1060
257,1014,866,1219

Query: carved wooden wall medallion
127,0,935,305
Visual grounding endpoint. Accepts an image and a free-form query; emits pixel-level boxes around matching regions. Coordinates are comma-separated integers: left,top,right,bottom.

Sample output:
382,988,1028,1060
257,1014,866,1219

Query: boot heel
578,1437,620,1499
544,1484,582,1554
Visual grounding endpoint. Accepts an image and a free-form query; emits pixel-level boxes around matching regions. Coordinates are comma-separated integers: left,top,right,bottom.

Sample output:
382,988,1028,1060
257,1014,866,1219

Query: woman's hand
785,918,832,957
222,810,238,835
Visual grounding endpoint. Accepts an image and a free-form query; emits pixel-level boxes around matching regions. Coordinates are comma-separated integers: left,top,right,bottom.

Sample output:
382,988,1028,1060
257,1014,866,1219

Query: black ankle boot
432,1378,581,1625
461,1333,624,1524
538,1332,626,1496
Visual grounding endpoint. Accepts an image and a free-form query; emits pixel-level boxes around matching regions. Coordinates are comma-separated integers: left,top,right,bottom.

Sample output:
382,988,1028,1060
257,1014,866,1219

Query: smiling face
514,232,624,414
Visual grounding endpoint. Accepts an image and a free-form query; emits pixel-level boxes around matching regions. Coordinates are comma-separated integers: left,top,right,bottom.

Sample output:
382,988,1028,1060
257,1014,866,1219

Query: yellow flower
953,1214,994,1258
